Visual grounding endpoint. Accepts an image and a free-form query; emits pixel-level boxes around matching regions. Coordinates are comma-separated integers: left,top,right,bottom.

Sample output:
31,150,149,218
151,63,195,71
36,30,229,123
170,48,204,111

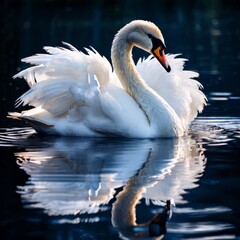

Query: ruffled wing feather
14,43,113,117
137,55,207,128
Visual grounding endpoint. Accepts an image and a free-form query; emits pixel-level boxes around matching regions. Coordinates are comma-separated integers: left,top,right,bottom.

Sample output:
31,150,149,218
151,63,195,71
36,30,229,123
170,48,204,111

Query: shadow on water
0,118,240,239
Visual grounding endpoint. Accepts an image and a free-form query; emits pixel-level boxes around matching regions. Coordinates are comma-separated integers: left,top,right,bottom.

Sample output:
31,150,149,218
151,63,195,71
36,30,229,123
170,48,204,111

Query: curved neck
111,40,151,109
111,40,144,96
111,34,182,137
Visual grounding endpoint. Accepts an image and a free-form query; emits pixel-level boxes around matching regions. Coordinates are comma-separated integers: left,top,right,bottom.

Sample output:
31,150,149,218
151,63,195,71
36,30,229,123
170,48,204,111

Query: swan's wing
13,43,115,117
136,55,207,127
12,43,150,137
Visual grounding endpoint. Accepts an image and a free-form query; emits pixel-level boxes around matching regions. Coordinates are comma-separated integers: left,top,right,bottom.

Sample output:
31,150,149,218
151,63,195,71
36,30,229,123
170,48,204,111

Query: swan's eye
153,38,166,51
148,34,166,51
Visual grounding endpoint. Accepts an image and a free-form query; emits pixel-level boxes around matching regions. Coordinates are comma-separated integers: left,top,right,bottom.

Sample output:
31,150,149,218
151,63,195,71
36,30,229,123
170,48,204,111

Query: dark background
0,0,240,127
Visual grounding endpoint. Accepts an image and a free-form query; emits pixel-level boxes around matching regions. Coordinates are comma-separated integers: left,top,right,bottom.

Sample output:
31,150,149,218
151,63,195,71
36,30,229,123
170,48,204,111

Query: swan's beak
152,47,171,72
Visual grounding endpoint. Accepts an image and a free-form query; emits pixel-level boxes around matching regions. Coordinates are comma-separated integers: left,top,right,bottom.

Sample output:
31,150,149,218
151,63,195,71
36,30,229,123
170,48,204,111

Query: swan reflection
15,135,206,238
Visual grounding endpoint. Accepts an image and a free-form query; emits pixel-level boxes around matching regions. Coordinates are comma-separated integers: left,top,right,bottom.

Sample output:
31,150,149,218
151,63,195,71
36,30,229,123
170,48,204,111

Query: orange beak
152,46,171,72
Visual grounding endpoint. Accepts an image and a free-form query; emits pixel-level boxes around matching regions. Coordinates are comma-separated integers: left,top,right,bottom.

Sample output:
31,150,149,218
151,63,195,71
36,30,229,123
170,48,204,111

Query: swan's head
114,20,171,72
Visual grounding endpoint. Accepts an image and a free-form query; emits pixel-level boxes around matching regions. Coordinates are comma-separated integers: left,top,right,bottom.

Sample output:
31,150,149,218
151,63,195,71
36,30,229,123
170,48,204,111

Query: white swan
9,20,206,138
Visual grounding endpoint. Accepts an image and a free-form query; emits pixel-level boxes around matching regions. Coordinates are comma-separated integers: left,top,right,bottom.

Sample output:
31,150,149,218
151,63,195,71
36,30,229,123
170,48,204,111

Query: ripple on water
0,117,239,239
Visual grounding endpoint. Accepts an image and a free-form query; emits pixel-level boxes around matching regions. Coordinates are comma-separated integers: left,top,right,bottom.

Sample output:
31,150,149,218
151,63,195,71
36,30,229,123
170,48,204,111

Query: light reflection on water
6,133,205,215
0,118,239,239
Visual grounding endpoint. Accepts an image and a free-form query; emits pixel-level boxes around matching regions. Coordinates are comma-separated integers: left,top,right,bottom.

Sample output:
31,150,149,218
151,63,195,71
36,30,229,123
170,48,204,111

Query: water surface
0,118,240,239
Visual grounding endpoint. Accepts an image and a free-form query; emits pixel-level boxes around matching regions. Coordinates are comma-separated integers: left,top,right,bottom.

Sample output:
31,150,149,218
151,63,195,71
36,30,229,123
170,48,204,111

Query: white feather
10,20,207,138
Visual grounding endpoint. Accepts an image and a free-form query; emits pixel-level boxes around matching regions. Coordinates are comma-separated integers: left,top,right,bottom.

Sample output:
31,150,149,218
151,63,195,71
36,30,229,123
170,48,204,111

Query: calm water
0,119,240,239
0,1,240,239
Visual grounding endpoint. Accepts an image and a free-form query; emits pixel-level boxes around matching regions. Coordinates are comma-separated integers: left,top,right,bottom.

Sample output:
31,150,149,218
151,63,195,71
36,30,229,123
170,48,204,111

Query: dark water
0,119,240,239
0,0,240,239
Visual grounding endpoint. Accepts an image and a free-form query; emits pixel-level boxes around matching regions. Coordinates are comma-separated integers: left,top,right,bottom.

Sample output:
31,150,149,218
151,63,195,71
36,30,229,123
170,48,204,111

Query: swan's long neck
111,39,152,116
111,32,182,137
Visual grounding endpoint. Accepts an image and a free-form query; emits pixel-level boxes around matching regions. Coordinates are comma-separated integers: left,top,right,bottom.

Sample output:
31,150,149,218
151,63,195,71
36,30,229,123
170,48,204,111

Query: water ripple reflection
0,117,239,239
14,137,205,218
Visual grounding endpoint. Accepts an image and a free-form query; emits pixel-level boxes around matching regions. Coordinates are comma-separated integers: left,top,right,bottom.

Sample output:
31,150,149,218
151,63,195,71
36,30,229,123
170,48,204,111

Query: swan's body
10,20,206,138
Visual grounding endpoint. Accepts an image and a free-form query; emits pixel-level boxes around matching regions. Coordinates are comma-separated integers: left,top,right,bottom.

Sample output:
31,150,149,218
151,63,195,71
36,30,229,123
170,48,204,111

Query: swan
9,20,206,138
